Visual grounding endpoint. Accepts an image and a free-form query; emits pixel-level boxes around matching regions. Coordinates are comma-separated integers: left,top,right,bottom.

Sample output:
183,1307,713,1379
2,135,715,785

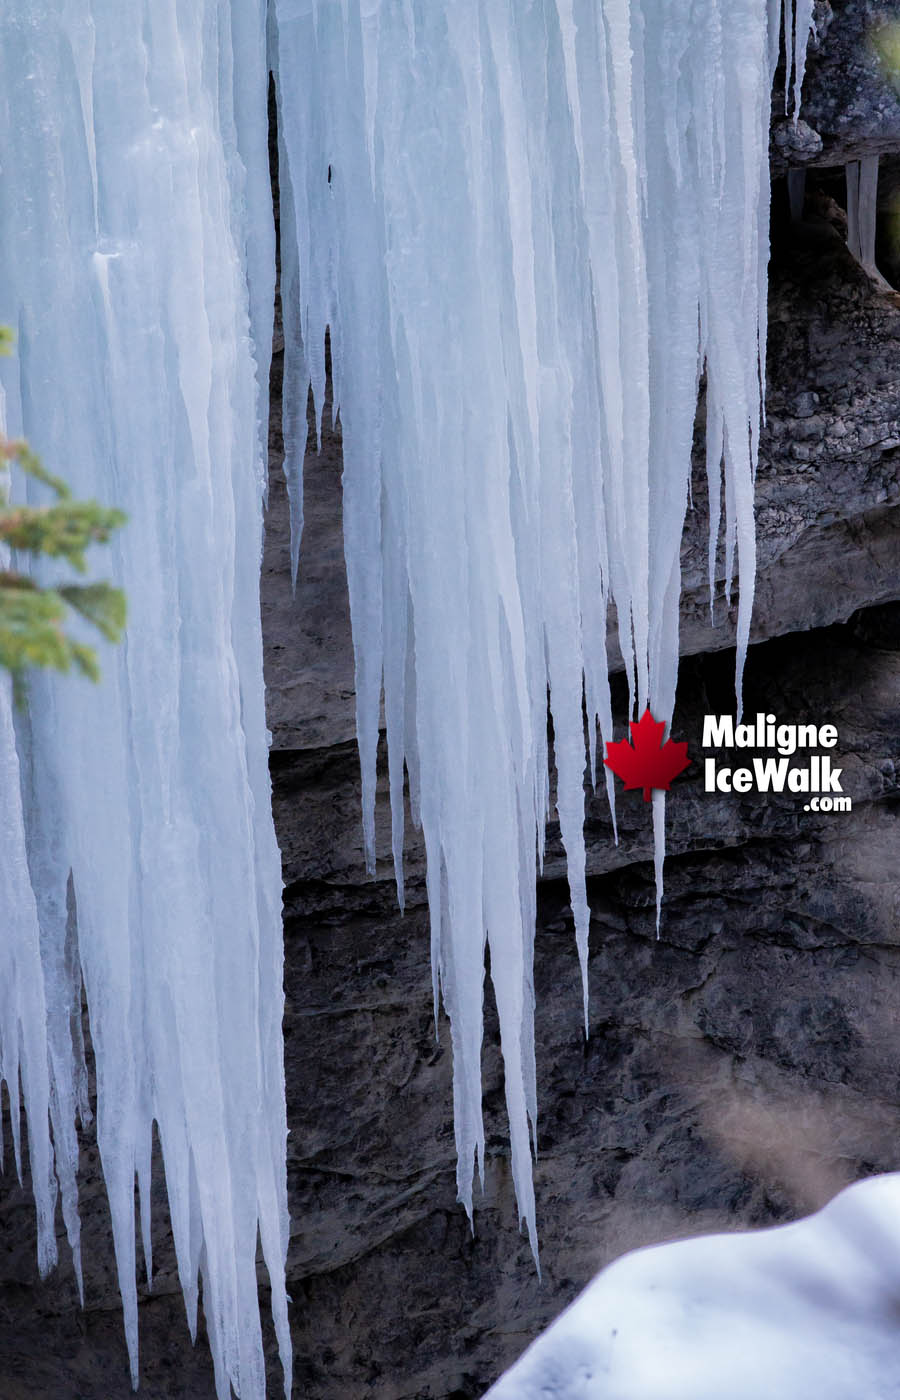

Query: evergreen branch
57,582,127,643
0,500,126,570
0,331,127,698
9,440,73,499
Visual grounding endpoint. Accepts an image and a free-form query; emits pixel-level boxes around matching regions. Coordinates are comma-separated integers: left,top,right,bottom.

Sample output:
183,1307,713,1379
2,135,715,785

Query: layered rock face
1,3,900,1396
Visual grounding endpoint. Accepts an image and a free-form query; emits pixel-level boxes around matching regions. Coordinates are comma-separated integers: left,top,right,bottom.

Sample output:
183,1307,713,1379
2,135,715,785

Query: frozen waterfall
0,0,813,1394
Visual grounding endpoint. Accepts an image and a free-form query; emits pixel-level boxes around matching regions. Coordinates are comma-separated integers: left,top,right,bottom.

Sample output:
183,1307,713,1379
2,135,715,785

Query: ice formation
0,5,290,1398
0,0,816,1392
784,0,815,122
484,1173,900,1398
846,156,883,275
272,0,810,1252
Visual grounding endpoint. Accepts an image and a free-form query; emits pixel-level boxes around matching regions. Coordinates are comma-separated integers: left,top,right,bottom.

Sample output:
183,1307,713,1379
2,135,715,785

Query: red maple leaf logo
603,709,690,802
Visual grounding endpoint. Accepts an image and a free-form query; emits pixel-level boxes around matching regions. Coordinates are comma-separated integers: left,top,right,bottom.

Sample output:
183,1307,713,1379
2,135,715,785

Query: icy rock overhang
484,1173,900,1399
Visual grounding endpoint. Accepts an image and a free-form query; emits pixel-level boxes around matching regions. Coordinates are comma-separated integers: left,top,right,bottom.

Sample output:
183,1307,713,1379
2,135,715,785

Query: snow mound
485,1174,900,1399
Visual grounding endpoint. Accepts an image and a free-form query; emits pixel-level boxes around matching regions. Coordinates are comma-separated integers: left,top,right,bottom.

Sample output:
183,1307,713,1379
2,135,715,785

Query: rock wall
1,5,899,1396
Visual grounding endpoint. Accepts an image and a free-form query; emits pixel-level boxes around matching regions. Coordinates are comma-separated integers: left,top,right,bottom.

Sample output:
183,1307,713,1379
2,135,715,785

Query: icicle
783,0,814,122
847,160,863,261
787,168,807,222
792,0,815,123
652,791,666,937
846,157,885,281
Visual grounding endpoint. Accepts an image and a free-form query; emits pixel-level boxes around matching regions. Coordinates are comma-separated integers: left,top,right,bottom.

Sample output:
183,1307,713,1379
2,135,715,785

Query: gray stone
772,117,825,164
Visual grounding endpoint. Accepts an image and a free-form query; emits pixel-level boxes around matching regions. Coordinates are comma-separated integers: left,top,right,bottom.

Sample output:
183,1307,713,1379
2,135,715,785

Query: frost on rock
484,1173,900,1399
272,0,811,1252
0,5,290,1398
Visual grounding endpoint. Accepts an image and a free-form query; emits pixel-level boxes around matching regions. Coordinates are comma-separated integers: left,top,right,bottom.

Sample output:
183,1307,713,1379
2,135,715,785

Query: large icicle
272,0,811,1252
0,4,290,1397
845,156,890,287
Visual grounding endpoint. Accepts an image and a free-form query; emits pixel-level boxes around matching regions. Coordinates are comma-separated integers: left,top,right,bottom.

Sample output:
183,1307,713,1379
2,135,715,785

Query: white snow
485,1173,900,1399
0,4,290,1397
272,0,808,1250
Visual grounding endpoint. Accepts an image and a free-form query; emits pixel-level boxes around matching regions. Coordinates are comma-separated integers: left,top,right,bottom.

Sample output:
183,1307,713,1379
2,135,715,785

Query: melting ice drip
0,1,815,1397
272,0,814,1258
